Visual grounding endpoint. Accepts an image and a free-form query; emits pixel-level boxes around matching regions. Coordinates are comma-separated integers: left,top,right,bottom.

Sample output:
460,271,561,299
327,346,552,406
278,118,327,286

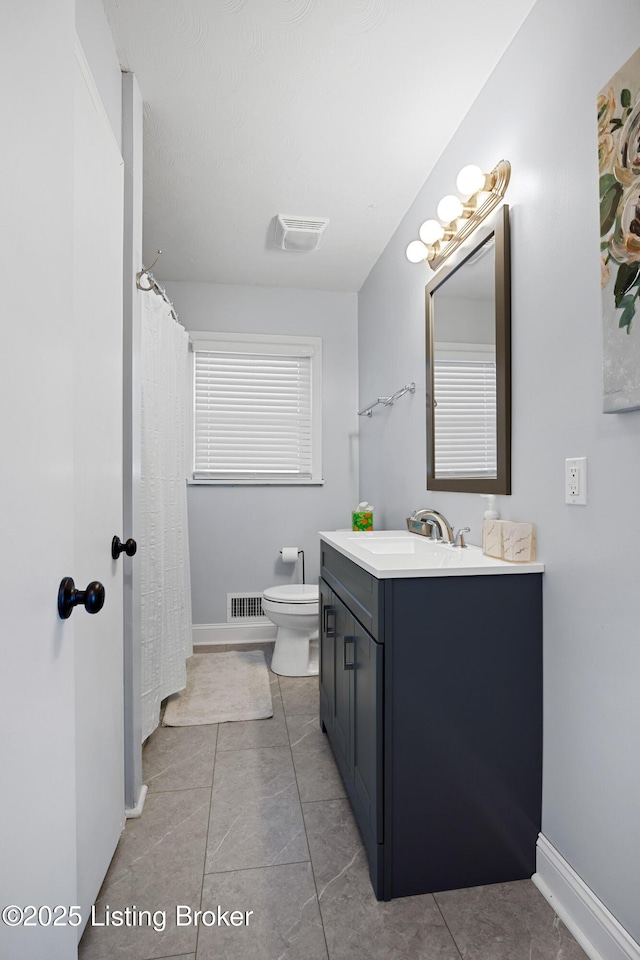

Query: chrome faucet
408,509,454,543
452,526,470,548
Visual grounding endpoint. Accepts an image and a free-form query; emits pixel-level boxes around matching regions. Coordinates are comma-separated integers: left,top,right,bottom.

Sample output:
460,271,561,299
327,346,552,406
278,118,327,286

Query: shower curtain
140,290,193,741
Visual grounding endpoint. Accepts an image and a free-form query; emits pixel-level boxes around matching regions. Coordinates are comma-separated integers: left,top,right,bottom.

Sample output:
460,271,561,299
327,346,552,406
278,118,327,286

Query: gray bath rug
162,651,273,726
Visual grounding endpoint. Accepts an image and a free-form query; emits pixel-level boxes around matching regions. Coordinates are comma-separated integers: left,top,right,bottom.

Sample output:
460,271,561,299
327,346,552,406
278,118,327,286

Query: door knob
111,536,138,560
58,578,105,620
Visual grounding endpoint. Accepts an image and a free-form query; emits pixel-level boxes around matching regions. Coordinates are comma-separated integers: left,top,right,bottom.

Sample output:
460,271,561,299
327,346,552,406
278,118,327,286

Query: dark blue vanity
319,534,543,901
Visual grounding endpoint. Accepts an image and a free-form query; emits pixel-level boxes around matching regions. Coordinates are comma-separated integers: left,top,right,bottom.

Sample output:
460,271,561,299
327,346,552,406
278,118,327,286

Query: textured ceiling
103,0,536,292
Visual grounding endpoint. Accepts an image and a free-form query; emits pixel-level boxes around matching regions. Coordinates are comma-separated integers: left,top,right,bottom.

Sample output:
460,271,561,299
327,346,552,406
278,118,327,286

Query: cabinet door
320,577,383,849
352,622,383,843
319,579,336,734
333,601,353,772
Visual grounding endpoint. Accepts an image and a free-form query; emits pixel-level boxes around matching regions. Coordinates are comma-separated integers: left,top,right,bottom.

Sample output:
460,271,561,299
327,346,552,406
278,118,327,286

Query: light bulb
406,239,428,263
437,194,464,224
456,164,486,196
419,219,444,244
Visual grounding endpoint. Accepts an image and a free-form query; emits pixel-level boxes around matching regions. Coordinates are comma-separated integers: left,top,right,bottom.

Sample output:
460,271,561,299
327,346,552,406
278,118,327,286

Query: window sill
188,478,325,486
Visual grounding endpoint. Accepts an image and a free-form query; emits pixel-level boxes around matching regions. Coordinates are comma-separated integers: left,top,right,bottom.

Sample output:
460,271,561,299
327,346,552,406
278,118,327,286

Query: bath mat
162,651,273,726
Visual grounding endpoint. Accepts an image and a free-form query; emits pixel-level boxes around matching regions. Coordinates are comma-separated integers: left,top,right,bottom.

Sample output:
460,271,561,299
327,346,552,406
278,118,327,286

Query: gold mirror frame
425,204,511,494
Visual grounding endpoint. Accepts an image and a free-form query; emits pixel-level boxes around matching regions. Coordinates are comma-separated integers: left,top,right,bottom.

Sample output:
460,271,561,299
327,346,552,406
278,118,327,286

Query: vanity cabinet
319,539,543,901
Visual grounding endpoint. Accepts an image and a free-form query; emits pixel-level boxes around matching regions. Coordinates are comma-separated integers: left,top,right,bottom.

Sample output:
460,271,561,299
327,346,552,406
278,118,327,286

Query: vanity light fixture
406,160,511,271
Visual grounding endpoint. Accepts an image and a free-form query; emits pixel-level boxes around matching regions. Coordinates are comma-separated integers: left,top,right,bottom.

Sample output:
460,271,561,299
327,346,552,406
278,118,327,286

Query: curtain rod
136,250,181,325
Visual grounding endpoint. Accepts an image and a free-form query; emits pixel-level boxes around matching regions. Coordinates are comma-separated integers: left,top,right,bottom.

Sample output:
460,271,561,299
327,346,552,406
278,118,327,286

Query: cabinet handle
324,606,336,638
343,636,355,670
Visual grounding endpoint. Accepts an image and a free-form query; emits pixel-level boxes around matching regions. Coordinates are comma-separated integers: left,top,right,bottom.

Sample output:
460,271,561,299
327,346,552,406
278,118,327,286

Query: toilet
262,583,319,677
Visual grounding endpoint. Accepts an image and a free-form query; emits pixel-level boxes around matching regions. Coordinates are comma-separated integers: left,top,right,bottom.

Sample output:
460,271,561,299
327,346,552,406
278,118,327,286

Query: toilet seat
263,584,319,604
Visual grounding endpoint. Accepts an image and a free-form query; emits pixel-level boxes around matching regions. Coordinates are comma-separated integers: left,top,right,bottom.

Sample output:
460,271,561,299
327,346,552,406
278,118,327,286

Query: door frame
73,37,126,927
121,71,145,818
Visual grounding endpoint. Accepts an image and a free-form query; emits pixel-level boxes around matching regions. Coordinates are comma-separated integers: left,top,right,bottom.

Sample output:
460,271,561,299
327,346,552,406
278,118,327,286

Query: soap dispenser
481,494,498,552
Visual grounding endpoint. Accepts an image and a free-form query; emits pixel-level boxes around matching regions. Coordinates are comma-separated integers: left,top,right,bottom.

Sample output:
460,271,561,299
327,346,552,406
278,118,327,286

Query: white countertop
319,529,544,579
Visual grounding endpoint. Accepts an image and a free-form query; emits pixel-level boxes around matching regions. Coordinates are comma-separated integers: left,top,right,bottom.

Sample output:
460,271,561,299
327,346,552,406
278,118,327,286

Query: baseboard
532,834,640,960
193,622,277,647
125,784,148,820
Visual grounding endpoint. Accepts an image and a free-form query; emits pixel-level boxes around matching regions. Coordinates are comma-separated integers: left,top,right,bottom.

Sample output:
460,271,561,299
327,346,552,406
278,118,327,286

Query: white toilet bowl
262,584,319,677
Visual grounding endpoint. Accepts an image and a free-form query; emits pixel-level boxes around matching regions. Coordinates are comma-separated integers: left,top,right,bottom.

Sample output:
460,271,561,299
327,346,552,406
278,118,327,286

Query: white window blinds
433,358,497,478
192,335,321,483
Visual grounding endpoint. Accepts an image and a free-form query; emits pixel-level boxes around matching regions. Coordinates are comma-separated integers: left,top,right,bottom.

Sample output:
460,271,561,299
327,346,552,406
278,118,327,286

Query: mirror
425,204,511,493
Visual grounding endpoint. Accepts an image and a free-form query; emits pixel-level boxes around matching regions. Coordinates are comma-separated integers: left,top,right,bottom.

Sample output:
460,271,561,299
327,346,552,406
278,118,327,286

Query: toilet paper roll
281,547,300,563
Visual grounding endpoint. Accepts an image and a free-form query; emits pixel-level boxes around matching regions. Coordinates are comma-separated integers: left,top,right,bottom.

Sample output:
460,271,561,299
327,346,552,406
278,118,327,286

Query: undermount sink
348,536,438,556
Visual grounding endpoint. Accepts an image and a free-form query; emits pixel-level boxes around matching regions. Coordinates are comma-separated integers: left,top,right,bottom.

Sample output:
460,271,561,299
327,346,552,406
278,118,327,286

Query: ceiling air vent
274,215,329,252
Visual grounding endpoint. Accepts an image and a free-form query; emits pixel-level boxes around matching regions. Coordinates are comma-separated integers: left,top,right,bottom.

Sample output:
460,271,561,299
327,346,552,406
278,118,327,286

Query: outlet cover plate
565,457,587,505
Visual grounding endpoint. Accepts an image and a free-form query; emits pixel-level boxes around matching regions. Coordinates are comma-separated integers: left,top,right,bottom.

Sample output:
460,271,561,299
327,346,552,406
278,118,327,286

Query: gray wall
359,0,640,941
165,281,359,625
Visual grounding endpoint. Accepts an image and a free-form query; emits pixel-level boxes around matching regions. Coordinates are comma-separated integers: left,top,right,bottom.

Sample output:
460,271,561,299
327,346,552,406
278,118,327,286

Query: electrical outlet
565,457,587,505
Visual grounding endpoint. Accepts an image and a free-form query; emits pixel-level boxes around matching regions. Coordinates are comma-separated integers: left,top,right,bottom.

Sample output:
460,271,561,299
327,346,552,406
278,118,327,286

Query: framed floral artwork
599,47,640,412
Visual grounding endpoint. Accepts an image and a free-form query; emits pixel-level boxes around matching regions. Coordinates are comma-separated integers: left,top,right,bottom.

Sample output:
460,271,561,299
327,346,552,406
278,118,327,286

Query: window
190,332,322,484
433,343,497,479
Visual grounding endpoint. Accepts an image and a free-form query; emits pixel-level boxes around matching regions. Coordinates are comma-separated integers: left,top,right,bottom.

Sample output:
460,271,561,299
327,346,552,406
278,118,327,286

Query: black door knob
111,536,138,560
58,578,105,620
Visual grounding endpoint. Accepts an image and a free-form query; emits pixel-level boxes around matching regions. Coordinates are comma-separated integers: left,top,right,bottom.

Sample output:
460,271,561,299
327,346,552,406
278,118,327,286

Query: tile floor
79,643,588,960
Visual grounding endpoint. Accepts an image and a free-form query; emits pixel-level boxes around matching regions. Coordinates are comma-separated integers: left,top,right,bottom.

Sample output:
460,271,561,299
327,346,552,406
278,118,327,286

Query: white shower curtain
140,290,193,741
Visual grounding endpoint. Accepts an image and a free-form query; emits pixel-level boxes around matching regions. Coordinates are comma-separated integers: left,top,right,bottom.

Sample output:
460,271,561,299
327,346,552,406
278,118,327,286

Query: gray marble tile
210,744,299,805
434,880,589,960
303,799,459,960
216,675,288,751
143,723,217,793
205,794,309,873
286,714,347,802
153,955,195,960
79,789,210,960
197,862,328,960
278,675,320,716
205,746,309,873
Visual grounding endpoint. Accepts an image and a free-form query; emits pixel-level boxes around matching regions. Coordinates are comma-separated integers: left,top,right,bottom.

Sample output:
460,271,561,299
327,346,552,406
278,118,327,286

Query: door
318,581,382,842
319,580,335,733
352,625,383,842
73,43,125,925
0,22,125,956
333,600,353,772
319,583,354,777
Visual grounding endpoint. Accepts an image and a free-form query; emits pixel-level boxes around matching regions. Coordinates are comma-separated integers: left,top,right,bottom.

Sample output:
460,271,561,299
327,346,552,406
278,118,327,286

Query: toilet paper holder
280,548,305,584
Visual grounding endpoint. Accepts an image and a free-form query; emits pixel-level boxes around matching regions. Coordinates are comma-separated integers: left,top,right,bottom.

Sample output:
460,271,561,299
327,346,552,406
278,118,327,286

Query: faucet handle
453,526,471,548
